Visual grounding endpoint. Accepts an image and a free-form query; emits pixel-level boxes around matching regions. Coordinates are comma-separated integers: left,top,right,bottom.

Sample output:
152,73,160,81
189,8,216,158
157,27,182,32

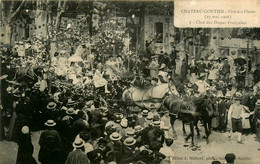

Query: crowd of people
0,38,260,164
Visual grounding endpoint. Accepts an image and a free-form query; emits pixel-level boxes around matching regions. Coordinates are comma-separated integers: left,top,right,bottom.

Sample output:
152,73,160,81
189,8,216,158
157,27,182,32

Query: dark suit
121,146,137,164
38,129,61,164
242,94,257,132
218,99,227,131
253,68,260,84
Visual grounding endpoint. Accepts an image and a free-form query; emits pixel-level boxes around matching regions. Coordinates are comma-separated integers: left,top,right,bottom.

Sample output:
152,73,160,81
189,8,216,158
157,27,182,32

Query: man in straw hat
66,138,89,164
136,110,149,128
121,137,137,163
45,102,58,121
107,132,123,152
227,92,250,143
38,120,61,164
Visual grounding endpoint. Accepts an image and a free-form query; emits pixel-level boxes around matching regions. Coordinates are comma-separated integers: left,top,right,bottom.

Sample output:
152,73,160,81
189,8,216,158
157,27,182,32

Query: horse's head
167,80,180,96
193,95,215,117
181,97,197,113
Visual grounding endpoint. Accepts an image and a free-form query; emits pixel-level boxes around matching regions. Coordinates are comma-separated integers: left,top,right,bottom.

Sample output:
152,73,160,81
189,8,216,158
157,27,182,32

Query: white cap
21,126,29,134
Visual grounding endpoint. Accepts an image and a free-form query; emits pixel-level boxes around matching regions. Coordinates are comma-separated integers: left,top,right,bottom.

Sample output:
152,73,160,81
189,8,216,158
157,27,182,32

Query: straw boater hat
141,110,149,116
126,128,135,136
47,102,57,110
123,137,136,146
152,121,161,127
67,99,76,106
66,108,75,115
73,138,85,148
45,120,56,127
134,125,143,133
146,112,153,120
109,132,122,141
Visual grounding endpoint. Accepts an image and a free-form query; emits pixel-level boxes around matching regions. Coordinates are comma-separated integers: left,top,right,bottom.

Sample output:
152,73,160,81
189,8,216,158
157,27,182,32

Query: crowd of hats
38,96,177,164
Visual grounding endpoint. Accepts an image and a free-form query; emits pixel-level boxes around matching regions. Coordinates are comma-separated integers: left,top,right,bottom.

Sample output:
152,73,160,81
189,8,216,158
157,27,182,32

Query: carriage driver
228,92,250,144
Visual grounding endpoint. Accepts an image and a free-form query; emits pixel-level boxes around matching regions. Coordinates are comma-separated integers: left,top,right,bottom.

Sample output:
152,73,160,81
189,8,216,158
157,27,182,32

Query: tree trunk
53,0,67,44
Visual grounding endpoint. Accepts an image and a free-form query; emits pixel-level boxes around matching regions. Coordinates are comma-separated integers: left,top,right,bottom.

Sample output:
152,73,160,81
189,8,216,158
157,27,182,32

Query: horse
122,80,179,111
163,94,215,145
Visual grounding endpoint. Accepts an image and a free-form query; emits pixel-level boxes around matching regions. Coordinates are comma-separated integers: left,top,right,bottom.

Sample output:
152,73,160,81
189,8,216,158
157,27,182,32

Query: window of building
155,22,163,43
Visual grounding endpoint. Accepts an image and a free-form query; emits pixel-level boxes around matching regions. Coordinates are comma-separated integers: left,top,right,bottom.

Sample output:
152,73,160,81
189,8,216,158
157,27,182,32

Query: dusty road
0,120,259,164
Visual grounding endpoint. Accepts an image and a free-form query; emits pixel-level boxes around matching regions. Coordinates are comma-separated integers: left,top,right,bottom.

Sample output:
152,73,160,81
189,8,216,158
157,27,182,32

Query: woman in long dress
93,63,110,93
